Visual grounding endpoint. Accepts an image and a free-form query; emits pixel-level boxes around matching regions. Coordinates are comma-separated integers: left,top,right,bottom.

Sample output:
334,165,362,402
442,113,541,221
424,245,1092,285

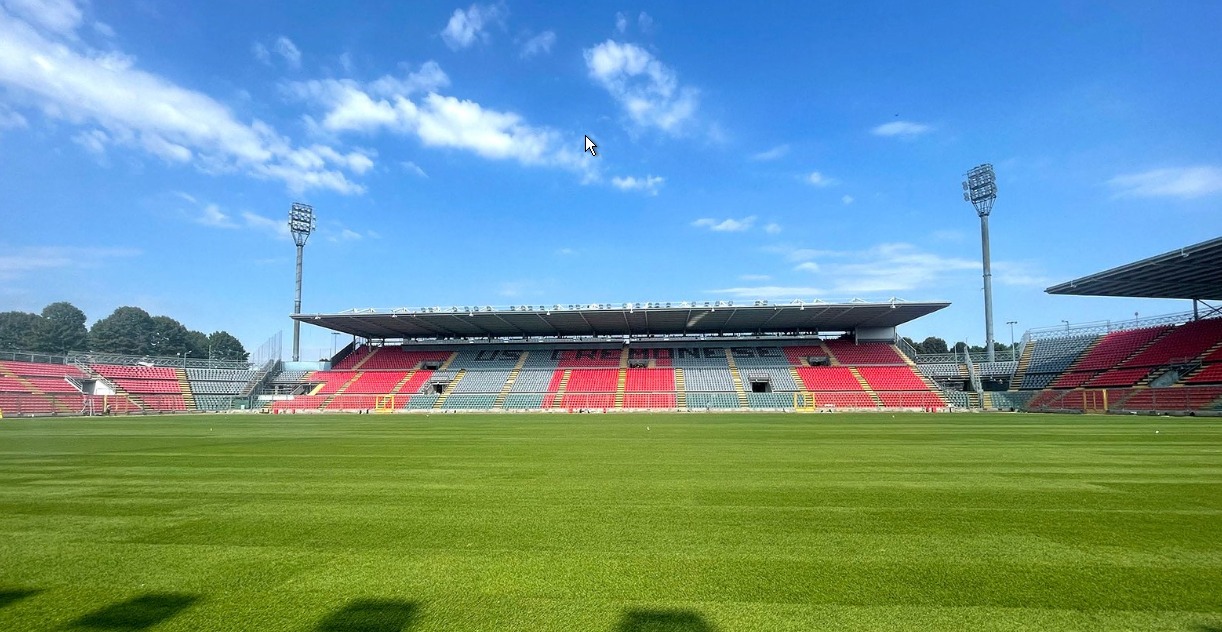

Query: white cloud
615,12,627,33
841,195,854,205
738,274,771,281
274,36,301,68
520,30,556,58
806,171,835,187
441,3,506,50
764,222,782,234
1108,166,1222,199
750,144,789,161
751,242,1047,298
638,12,654,32
72,128,107,154
91,20,113,38
708,286,827,300
584,39,698,134
871,120,932,138
328,227,362,242
611,174,664,195
240,211,291,239
693,216,756,232
0,245,139,280
288,64,589,176
0,6,368,194
401,160,428,177
196,203,236,228
254,36,300,68
0,104,27,129
252,42,271,65
2,0,81,36
556,247,576,256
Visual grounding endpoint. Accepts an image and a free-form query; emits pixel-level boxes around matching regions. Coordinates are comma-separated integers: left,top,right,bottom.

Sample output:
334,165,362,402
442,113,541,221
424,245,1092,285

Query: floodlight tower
963,164,998,362
289,202,315,362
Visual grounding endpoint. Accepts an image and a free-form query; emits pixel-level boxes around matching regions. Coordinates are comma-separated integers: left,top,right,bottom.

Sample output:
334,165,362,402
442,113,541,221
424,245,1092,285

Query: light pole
289,202,315,362
963,164,998,362
1062,319,1070,332
1006,320,1017,360
331,332,340,357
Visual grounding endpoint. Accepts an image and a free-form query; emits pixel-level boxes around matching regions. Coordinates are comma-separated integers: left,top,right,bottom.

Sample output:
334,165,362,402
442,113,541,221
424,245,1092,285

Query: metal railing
1025,310,1207,340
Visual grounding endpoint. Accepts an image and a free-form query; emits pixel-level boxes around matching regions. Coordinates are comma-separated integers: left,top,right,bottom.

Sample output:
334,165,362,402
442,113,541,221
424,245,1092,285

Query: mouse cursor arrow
584,135,597,157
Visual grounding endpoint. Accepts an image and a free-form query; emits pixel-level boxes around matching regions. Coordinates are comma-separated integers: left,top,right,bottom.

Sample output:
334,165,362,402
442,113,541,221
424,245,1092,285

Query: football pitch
0,413,1218,631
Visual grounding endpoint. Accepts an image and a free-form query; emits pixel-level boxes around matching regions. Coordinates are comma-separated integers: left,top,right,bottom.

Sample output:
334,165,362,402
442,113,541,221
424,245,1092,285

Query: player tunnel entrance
746,372,773,393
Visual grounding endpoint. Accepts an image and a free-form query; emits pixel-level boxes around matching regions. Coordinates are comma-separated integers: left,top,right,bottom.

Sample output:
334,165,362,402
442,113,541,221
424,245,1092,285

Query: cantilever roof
292,300,950,340
1046,236,1222,301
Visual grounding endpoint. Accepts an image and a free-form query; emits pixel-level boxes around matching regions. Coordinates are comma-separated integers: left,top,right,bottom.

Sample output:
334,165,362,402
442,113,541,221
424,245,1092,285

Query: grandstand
2,237,1219,417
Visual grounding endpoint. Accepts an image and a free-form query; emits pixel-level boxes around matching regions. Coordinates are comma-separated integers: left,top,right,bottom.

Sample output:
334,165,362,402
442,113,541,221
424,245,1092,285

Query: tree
33,302,89,353
90,307,155,354
185,330,210,360
149,316,190,357
207,331,248,361
919,336,949,354
0,311,41,350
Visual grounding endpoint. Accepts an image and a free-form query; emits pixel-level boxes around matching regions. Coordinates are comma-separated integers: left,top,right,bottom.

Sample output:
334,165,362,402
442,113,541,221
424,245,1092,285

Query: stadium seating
823,340,906,365
918,363,963,378
1186,364,1222,384
624,369,675,392
857,366,928,391
686,392,739,409
877,392,946,408
624,393,677,408
1119,318,1222,368
795,366,863,391
683,368,735,392
814,392,877,408
453,370,512,394
565,369,619,392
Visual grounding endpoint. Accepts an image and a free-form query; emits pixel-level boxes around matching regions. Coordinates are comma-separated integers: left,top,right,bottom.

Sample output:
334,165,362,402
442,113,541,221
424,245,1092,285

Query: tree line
0,302,248,361
902,336,1017,356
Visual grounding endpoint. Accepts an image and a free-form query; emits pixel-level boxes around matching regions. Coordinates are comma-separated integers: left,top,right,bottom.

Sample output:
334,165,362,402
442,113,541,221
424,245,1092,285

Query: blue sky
1,0,1220,358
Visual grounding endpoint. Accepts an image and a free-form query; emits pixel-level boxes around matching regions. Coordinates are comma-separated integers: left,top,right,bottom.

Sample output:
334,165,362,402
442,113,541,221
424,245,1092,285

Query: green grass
0,413,1219,631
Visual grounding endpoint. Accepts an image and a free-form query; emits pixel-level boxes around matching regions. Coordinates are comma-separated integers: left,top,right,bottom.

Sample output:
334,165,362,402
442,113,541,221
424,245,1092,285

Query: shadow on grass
316,599,418,632
0,588,40,610
70,593,199,631
1196,625,1222,632
618,609,716,632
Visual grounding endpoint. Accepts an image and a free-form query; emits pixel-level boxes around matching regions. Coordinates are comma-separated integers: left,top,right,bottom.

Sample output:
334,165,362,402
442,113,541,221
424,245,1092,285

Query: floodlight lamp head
962,163,997,217
288,202,315,247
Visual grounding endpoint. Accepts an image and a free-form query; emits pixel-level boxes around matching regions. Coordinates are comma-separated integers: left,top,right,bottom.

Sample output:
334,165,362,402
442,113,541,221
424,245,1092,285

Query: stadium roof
292,300,950,340
1045,236,1222,301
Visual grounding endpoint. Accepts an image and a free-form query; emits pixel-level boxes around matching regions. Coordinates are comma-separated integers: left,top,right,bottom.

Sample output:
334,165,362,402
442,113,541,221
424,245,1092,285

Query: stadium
3,236,1220,417
3,3,1222,631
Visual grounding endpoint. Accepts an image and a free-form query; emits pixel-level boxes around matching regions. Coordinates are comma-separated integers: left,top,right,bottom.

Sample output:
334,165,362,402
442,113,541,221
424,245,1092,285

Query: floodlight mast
289,202,315,362
963,164,998,362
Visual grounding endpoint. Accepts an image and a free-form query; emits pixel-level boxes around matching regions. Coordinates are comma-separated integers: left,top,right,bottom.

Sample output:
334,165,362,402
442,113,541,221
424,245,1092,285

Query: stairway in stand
848,367,883,407
174,368,196,410
76,362,147,412
1,365,69,413
1009,343,1035,391
321,372,364,410
981,392,994,409
549,369,572,408
788,366,814,409
674,368,687,409
432,369,467,409
725,350,749,407
614,368,627,408
494,352,530,409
